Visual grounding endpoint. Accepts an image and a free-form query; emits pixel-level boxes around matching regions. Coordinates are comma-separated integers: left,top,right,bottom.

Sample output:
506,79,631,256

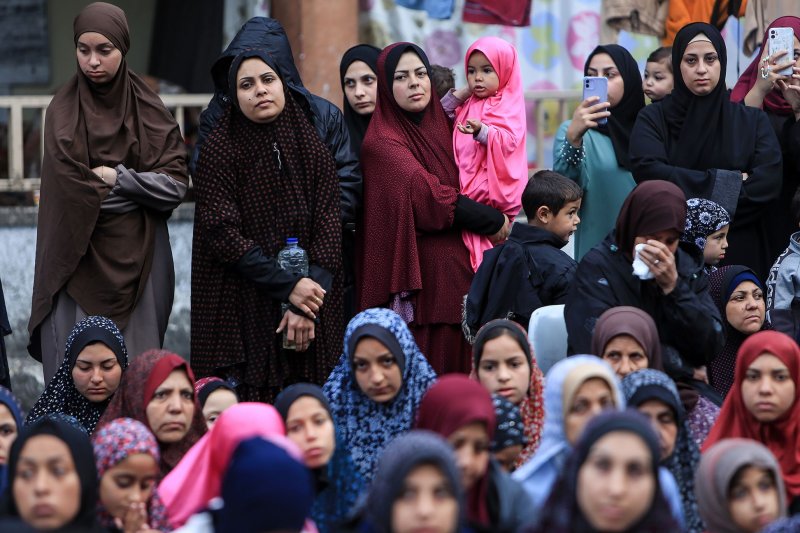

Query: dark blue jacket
465,223,576,336
192,17,362,226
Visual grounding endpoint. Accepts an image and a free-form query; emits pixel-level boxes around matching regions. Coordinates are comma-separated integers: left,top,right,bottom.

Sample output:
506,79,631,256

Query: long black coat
565,234,724,374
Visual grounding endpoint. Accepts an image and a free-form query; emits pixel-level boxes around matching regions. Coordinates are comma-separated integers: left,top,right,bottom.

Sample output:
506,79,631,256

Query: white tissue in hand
632,243,654,280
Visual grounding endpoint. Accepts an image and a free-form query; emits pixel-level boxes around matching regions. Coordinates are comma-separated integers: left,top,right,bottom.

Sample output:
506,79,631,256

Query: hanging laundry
395,0,455,20
462,0,532,27
600,0,668,43
663,0,747,46
743,0,800,55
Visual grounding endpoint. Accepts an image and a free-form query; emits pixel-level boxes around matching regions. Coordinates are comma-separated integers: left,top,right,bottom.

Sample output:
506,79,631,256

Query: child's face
643,60,673,102
703,225,729,266
544,199,582,242
467,51,500,98
493,444,523,473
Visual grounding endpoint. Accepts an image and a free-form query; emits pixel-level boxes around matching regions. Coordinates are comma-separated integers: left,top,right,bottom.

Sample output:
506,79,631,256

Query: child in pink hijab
449,36,528,271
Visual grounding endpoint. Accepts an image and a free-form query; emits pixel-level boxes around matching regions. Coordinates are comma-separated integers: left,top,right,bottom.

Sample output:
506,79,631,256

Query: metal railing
0,94,212,192
0,90,583,192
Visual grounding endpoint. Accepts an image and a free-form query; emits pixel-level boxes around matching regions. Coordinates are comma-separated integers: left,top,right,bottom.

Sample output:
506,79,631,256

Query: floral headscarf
681,198,730,251
92,417,171,531
27,316,128,433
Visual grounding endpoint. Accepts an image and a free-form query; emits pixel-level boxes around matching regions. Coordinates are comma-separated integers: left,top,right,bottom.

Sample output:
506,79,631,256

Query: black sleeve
191,92,228,176
453,195,505,235
312,96,362,226
564,252,619,355
731,110,783,226
234,246,302,301
656,273,725,367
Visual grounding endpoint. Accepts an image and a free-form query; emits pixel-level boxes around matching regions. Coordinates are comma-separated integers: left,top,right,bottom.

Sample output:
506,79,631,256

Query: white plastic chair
528,304,568,375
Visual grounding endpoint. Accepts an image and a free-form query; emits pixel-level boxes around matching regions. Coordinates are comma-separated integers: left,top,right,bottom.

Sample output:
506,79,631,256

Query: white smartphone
769,27,794,76
582,76,608,125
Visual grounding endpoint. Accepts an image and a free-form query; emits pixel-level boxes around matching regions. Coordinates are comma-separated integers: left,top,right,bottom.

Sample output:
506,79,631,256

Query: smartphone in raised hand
769,27,794,76
582,76,608,125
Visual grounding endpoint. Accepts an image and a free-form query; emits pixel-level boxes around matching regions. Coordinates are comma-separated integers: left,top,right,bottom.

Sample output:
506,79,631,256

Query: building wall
13,0,156,95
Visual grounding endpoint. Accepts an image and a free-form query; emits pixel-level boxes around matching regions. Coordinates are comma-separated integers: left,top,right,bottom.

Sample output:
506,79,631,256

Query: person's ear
536,205,552,224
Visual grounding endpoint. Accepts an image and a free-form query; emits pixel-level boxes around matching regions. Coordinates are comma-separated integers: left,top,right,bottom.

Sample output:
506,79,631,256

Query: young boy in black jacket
464,170,582,338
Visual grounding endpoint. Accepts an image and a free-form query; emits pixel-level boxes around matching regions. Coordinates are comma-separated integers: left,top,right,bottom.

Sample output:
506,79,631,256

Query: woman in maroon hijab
358,43,508,374
28,2,189,382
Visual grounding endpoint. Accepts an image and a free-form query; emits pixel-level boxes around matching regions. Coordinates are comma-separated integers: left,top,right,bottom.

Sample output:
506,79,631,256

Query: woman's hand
489,214,511,244
636,239,678,295
565,96,610,147
777,67,800,119
92,165,117,186
288,278,325,319
745,50,795,107
693,366,709,384
277,309,315,352
456,118,484,136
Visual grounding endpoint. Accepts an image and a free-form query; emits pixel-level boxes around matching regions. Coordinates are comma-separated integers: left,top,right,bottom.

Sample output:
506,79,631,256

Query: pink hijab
455,36,528,271
158,402,298,527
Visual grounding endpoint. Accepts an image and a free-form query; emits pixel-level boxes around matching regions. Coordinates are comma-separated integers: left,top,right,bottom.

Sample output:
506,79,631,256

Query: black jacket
565,233,724,371
465,224,576,336
191,17,362,226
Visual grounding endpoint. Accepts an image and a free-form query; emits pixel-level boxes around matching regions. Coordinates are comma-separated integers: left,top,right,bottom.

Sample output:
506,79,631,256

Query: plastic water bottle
277,237,308,350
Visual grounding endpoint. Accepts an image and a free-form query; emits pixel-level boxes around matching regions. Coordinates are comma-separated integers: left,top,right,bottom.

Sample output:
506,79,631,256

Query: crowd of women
9,0,800,531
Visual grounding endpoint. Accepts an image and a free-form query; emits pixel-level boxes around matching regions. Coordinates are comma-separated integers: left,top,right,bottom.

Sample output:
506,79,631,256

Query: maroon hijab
29,2,188,358
96,349,206,477
731,16,800,115
614,181,687,260
415,374,495,527
357,43,462,316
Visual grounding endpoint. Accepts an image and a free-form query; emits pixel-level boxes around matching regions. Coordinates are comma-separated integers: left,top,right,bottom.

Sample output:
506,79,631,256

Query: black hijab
584,45,644,170
1,417,99,531
660,23,732,170
383,43,435,125
340,44,381,153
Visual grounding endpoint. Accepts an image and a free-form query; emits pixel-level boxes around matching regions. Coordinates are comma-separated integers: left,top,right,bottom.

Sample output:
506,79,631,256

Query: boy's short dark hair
646,46,672,72
523,170,583,218
429,64,455,96
791,186,800,226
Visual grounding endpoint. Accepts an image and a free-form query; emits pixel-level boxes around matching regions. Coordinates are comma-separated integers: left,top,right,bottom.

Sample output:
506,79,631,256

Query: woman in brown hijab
29,2,189,382
565,181,724,385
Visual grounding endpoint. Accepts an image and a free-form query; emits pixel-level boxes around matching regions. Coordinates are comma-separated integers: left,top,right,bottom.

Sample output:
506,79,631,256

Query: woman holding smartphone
732,17,800,273
553,44,644,260
630,23,782,282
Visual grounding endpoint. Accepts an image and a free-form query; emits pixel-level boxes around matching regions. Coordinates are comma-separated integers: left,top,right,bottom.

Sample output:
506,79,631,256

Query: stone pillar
271,0,358,108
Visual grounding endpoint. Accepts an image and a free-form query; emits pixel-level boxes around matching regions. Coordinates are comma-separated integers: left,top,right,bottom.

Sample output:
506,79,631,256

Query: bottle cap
286,237,298,244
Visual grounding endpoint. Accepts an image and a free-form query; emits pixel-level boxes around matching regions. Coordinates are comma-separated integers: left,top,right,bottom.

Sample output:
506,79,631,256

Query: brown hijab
614,180,686,260
590,306,664,371
29,2,188,359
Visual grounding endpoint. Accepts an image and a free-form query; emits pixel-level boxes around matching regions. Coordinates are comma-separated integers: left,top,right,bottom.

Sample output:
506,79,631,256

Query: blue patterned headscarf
323,308,437,481
682,198,730,251
622,369,703,533
0,386,23,494
26,316,128,433
512,355,623,512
